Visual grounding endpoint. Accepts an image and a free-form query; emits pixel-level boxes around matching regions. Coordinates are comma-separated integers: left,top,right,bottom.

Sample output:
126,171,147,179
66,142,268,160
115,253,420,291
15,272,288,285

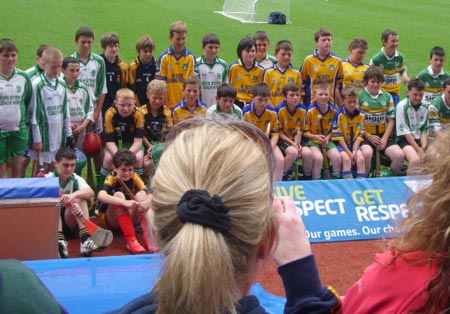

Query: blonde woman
109,119,341,314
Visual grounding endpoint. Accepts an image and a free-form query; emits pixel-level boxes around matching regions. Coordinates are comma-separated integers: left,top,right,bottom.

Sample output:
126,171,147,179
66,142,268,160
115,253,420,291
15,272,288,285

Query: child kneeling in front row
332,86,368,178
98,149,158,254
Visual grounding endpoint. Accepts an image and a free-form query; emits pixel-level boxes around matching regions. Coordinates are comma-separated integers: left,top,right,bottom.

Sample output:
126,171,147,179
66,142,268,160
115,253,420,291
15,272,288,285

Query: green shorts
307,140,336,150
0,130,28,163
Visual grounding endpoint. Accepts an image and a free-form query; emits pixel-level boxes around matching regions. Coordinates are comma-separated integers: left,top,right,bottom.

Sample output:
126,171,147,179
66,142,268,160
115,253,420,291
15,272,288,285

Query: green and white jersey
30,73,72,152
370,49,406,95
256,53,277,70
66,80,94,124
431,93,450,127
46,171,89,194
417,66,450,104
71,52,107,108
359,88,395,135
25,64,44,82
0,68,32,132
396,98,429,140
206,102,243,120
426,103,441,134
196,55,228,108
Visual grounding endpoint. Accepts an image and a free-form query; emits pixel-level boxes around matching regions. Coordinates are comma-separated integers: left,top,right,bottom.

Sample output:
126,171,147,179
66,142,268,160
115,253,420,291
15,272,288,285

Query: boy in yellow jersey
276,83,313,180
156,21,196,109
370,29,410,105
264,40,301,107
100,88,145,188
172,76,207,125
342,38,369,91
303,82,342,179
139,79,172,179
359,66,405,176
243,83,283,181
228,37,264,108
332,86,367,179
300,28,344,107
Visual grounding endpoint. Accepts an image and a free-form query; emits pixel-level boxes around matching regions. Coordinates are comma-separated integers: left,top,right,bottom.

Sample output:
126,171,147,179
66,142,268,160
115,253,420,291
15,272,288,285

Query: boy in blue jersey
243,83,284,181
300,28,344,107
156,21,196,110
342,38,369,91
172,76,207,125
0,38,32,178
332,86,366,179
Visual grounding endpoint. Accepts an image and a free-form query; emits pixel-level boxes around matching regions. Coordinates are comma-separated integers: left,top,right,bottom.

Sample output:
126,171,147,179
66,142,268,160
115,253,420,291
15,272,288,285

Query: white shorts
28,149,58,164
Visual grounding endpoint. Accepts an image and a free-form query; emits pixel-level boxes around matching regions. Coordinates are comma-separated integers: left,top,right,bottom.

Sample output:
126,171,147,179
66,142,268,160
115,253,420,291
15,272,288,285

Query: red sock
115,206,136,241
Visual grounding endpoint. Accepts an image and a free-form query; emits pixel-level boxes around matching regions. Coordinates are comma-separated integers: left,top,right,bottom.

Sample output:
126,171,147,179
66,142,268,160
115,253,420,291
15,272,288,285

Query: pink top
343,250,439,314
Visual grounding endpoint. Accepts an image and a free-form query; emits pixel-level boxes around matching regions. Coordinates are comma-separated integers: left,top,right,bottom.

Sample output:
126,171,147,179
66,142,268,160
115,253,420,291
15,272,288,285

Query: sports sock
58,231,65,241
342,170,353,179
79,228,90,243
303,173,312,180
356,173,366,179
115,206,136,241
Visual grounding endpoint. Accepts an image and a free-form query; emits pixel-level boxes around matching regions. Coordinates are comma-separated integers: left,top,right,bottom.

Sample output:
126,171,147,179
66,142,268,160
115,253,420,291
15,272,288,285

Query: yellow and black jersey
102,172,146,199
304,103,337,143
332,106,365,145
128,57,157,106
276,101,307,141
139,104,173,142
104,106,145,144
242,103,280,138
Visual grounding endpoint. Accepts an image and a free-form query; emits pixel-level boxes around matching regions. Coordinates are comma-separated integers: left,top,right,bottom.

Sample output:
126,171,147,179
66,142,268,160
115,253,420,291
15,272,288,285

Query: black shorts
397,137,421,149
60,206,79,238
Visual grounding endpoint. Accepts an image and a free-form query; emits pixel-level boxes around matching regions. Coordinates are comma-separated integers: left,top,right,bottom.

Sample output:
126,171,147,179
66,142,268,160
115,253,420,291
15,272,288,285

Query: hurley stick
375,125,381,177
318,115,331,179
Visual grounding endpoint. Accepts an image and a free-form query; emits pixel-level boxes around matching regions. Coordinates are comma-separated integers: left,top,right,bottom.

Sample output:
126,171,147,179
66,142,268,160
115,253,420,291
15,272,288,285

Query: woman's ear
256,221,276,260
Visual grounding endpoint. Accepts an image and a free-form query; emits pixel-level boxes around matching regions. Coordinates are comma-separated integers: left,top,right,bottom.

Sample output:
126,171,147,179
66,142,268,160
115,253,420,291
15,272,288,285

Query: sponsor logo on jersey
183,64,188,70
329,65,335,71
16,85,21,93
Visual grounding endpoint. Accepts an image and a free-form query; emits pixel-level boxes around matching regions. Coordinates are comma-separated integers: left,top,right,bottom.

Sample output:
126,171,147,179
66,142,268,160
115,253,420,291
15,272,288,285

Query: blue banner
274,176,431,243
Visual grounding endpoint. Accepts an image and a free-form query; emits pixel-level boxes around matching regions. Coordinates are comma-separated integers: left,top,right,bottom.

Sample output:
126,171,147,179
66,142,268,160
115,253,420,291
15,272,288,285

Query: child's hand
70,203,83,217
60,193,76,207
33,142,43,152
123,199,138,210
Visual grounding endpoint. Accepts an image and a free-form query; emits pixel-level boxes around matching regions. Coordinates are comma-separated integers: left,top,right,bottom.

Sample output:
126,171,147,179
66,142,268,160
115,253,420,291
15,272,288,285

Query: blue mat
25,255,286,314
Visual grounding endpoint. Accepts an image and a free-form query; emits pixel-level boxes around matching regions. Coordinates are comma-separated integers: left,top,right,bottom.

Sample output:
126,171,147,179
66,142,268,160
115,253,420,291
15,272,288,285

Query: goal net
215,0,291,24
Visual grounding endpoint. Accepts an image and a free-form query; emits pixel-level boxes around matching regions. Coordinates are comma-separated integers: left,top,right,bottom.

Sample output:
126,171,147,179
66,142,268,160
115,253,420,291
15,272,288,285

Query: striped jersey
65,80,94,124
71,52,107,107
156,46,197,109
0,68,32,132
228,60,264,103
256,53,277,70
243,103,280,138
369,48,406,96
196,55,228,108
172,99,207,125
300,50,344,106
431,94,450,127
128,57,157,107
25,64,44,82
396,98,429,140
264,64,301,107
417,66,450,104
276,100,307,141
358,88,395,135
206,102,243,120
332,106,365,145
303,102,336,143
30,74,71,152
102,54,129,111
342,58,369,91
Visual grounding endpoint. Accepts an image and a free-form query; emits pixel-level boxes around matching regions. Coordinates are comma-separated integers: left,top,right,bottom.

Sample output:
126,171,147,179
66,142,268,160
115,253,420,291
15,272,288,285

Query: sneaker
80,238,98,257
58,240,69,258
126,238,147,254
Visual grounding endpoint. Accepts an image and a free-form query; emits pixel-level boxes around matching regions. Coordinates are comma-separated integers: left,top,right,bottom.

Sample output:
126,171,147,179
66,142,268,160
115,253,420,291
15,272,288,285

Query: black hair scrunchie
177,189,231,234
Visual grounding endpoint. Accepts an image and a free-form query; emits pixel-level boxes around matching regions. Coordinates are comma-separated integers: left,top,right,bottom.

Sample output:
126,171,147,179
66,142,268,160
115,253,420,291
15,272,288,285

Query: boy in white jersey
61,57,94,151
253,31,277,70
25,44,49,82
0,38,32,178
196,33,228,108
396,78,429,175
46,147,99,258
29,47,73,175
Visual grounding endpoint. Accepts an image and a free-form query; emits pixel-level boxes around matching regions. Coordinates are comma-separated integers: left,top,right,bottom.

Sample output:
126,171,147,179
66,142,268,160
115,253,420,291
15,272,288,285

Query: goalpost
215,0,291,24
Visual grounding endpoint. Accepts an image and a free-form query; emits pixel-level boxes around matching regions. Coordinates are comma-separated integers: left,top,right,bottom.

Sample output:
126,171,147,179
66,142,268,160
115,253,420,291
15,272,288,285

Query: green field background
3,0,450,97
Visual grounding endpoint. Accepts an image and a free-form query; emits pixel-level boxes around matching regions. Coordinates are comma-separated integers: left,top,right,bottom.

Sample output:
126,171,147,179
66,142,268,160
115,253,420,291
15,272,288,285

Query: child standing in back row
196,33,228,108
156,21,197,109
128,36,157,107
